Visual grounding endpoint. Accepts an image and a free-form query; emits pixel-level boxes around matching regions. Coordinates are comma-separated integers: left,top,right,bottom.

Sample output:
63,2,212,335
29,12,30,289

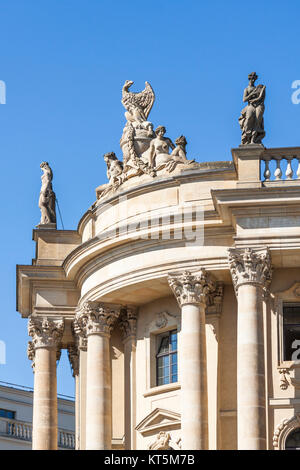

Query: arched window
285,428,300,450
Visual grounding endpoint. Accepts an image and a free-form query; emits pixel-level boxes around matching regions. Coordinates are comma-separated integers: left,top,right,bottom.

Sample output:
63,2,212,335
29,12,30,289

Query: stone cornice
27,316,64,350
118,307,138,341
168,269,217,307
228,247,272,293
74,301,120,337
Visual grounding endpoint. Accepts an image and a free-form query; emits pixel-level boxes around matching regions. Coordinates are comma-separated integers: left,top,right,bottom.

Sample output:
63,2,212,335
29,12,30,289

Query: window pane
285,428,300,449
156,330,178,387
170,332,177,351
0,409,15,419
283,306,300,361
158,336,169,355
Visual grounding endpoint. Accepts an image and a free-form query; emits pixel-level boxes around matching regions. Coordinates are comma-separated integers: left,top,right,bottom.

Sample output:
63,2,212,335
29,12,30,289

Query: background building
0,381,75,449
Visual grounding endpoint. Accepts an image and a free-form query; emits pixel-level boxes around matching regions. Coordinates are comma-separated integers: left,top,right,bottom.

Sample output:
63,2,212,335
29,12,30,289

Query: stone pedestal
168,269,217,450
74,302,119,450
228,247,272,450
27,317,64,450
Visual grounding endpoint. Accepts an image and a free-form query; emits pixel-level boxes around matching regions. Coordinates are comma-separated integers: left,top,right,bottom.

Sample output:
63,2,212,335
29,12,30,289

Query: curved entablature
62,167,237,296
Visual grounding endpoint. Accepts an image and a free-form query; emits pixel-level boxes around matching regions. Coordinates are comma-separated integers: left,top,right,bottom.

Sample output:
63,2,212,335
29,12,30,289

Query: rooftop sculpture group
99,80,195,198
98,73,266,200
36,73,267,215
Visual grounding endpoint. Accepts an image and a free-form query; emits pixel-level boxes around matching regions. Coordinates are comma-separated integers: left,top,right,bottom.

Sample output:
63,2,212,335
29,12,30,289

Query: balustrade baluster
285,156,293,179
263,157,271,181
274,157,283,180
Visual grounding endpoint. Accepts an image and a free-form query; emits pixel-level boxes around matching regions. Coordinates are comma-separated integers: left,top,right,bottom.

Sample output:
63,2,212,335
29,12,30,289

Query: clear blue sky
0,0,300,397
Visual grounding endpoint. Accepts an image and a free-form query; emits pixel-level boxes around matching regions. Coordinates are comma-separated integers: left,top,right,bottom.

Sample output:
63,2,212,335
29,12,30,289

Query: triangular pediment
136,408,181,436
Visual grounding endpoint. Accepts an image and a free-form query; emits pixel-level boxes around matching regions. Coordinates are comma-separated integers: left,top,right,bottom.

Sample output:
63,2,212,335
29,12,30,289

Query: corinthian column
168,269,217,450
119,308,137,450
74,301,119,450
228,247,272,450
28,316,64,450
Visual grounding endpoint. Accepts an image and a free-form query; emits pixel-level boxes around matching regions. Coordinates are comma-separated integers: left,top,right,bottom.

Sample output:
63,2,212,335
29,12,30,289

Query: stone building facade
16,80,300,450
0,382,75,449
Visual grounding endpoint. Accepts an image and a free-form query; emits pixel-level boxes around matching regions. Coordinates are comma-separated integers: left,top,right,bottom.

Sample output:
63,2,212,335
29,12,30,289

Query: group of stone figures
101,73,266,198
101,80,195,198
38,72,266,220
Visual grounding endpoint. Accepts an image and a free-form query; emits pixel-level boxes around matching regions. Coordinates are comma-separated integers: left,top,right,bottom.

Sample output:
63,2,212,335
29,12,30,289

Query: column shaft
237,283,266,449
181,303,208,450
86,333,111,450
32,347,58,450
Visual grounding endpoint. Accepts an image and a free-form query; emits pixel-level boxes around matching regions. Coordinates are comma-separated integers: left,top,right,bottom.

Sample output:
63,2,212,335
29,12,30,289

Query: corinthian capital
74,301,120,337
119,307,137,341
168,269,217,307
28,316,64,349
228,247,272,292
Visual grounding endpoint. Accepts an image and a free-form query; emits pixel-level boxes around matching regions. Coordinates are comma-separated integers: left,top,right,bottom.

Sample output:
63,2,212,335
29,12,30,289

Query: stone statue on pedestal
239,72,266,145
38,162,56,226
99,80,195,200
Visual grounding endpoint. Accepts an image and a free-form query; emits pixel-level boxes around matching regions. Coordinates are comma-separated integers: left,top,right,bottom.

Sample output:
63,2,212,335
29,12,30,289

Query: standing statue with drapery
239,72,266,145
38,161,56,226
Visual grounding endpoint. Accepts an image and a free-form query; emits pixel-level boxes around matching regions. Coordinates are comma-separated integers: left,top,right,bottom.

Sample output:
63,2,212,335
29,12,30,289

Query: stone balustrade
0,417,75,449
261,148,300,183
232,146,300,188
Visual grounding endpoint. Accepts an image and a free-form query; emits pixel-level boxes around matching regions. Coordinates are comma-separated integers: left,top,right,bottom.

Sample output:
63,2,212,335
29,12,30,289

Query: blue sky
0,0,300,397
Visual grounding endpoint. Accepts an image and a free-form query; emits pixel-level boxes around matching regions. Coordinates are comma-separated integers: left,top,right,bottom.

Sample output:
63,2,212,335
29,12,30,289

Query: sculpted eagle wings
122,80,155,121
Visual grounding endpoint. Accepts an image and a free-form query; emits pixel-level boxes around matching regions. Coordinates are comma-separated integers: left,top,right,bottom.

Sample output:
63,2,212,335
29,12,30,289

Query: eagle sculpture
121,80,155,124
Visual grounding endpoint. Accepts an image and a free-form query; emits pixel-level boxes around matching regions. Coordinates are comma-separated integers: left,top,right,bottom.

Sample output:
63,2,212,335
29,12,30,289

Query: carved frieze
74,301,120,337
148,431,181,450
278,368,290,390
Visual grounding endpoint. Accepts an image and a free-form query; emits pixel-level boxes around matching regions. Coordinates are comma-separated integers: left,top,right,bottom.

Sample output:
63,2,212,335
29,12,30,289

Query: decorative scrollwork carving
28,316,64,350
228,247,272,295
168,269,217,307
74,301,120,337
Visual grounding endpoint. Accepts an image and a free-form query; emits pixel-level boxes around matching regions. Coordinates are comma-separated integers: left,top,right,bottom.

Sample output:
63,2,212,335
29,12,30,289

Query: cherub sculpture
103,152,124,187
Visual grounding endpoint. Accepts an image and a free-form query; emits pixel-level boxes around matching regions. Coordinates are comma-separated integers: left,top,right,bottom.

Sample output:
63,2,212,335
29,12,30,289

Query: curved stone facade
16,81,300,450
